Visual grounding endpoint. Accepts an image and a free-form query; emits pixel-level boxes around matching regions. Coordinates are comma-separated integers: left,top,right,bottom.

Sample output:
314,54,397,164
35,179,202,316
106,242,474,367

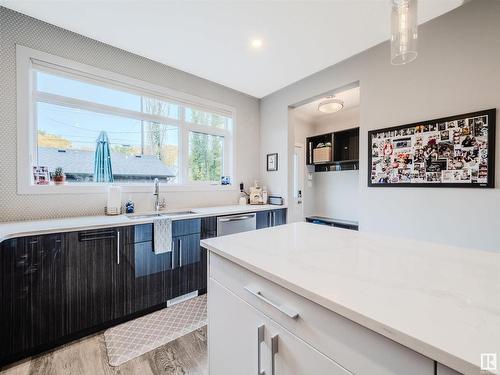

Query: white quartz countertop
0,204,284,242
201,222,500,375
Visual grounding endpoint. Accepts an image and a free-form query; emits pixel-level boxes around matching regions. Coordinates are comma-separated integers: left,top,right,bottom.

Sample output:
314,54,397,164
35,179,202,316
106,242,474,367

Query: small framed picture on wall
267,153,278,171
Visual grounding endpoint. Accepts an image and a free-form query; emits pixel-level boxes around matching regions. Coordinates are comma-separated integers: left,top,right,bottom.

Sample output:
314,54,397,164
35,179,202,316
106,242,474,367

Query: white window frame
16,45,236,194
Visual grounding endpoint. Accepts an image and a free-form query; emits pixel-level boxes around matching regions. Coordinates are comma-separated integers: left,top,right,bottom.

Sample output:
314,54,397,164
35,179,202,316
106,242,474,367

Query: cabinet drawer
172,218,201,236
209,277,351,375
133,224,153,243
209,253,434,375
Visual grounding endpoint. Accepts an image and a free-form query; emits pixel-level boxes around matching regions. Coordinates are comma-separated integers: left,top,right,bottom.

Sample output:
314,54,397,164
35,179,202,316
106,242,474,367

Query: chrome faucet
153,178,166,212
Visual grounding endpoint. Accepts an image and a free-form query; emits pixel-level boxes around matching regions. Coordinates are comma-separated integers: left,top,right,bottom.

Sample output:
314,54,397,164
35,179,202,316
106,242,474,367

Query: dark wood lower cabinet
0,212,285,366
256,208,287,229
1,234,67,363
171,232,202,298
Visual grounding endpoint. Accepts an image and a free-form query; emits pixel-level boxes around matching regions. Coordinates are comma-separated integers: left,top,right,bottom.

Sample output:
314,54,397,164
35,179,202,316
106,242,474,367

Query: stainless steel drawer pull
271,334,279,375
245,286,299,319
257,324,265,375
218,215,255,222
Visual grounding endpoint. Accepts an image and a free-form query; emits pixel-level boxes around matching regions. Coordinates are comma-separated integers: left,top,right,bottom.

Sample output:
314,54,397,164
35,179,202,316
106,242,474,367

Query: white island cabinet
209,277,351,375
202,223,500,375
208,252,433,375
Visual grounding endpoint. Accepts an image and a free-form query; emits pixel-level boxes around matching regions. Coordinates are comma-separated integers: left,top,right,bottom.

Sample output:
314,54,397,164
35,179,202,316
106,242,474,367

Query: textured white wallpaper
0,7,260,222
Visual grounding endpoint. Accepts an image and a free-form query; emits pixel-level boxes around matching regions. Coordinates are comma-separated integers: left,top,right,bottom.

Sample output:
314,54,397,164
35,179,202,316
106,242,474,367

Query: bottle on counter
262,186,268,204
125,199,135,214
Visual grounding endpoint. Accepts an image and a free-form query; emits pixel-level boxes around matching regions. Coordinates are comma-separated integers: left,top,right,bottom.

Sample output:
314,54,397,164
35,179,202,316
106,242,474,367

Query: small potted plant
52,167,65,185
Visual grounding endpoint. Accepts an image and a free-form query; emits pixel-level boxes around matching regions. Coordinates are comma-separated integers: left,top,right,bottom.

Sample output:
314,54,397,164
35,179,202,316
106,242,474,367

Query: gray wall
0,7,260,221
261,0,500,251
304,107,360,222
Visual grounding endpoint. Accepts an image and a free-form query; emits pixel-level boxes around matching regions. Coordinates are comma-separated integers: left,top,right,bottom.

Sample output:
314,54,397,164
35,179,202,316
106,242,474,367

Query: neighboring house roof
38,147,176,177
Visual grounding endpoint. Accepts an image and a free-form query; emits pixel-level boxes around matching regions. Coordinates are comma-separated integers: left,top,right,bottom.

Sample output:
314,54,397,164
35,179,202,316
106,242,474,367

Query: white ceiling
1,0,463,98
294,86,360,120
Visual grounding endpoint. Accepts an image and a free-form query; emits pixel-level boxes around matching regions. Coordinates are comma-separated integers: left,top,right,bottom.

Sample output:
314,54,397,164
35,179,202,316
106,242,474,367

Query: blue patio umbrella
93,131,114,182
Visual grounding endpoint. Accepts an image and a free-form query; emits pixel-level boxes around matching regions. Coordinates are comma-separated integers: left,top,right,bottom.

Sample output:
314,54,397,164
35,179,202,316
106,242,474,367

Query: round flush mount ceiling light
251,38,263,48
318,96,344,114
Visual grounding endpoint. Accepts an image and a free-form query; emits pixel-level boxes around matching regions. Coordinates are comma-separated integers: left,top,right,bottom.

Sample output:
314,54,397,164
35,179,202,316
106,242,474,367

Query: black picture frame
367,109,496,188
267,153,278,171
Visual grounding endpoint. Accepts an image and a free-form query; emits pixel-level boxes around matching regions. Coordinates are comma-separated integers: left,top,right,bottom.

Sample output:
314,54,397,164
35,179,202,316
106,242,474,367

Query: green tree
188,110,224,182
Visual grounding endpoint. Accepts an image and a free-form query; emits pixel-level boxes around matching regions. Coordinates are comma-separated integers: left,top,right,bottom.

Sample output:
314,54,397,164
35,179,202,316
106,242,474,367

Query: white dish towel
153,218,172,254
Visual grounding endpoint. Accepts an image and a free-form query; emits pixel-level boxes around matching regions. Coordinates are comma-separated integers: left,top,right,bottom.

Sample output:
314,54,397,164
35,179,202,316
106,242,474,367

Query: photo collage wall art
368,109,496,188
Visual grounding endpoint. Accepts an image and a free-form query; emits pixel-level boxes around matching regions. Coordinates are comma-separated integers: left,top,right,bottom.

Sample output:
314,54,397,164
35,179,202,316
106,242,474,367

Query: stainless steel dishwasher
217,212,257,236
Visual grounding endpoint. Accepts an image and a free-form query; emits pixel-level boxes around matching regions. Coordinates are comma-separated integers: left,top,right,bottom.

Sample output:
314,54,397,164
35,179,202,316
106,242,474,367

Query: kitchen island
201,222,500,375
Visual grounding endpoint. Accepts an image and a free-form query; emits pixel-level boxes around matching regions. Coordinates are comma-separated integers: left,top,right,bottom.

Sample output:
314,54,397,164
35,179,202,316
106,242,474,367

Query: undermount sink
126,213,166,219
126,210,196,219
164,210,196,216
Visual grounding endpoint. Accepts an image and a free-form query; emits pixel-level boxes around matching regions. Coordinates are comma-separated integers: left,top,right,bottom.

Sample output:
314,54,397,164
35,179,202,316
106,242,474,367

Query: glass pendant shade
391,0,418,65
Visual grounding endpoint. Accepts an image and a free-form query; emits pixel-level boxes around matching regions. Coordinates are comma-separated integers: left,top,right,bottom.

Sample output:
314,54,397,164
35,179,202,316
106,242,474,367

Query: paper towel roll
107,185,122,211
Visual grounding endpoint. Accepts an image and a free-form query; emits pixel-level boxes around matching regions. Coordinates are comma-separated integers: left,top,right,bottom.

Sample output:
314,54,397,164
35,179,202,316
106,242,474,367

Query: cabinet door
256,210,271,229
120,225,173,315
209,277,268,375
0,234,65,362
272,209,287,226
209,278,351,375
171,232,202,299
64,228,121,333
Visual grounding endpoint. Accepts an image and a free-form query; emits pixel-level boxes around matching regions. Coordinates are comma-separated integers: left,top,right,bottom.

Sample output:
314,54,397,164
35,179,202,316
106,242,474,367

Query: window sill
17,183,237,195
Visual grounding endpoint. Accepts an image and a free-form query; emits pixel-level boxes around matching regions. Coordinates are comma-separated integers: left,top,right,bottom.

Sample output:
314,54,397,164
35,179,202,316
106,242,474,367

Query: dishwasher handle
218,214,256,222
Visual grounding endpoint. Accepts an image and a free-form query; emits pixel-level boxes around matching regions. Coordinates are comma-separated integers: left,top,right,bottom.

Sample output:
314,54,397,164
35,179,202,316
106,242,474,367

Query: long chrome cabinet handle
257,325,265,375
171,240,176,269
116,230,120,265
245,287,299,319
218,214,255,222
179,238,183,267
271,334,279,375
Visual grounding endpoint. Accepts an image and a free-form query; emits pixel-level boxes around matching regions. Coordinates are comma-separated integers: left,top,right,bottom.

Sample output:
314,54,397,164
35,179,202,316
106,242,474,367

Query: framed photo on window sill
267,153,278,171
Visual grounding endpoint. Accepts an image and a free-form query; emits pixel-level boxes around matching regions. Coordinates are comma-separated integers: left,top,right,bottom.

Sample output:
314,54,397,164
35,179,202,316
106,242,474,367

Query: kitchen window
17,46,234,193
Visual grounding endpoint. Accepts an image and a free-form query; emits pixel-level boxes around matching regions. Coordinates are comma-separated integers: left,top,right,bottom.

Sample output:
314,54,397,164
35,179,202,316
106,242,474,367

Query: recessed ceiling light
318,96,344,114
251,39,263,48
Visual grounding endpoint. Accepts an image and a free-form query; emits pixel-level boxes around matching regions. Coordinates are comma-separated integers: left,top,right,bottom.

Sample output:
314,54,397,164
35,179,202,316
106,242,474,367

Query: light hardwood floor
0,327,208,375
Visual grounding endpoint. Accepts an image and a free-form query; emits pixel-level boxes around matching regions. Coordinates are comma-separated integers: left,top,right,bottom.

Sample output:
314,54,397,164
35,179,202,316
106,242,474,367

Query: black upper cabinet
334,128,359,162
306,127,359,172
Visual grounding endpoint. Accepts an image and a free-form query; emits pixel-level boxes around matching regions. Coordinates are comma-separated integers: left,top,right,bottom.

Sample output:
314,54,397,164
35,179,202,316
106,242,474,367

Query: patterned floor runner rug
104,294,207,367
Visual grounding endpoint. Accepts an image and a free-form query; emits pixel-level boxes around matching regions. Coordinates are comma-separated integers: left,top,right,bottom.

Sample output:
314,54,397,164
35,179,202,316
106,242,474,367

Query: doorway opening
288,83,360,228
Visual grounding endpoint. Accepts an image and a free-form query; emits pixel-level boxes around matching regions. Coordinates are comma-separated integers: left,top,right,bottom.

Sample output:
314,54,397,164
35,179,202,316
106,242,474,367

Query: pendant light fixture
318,96,344,114
391,0,418,65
